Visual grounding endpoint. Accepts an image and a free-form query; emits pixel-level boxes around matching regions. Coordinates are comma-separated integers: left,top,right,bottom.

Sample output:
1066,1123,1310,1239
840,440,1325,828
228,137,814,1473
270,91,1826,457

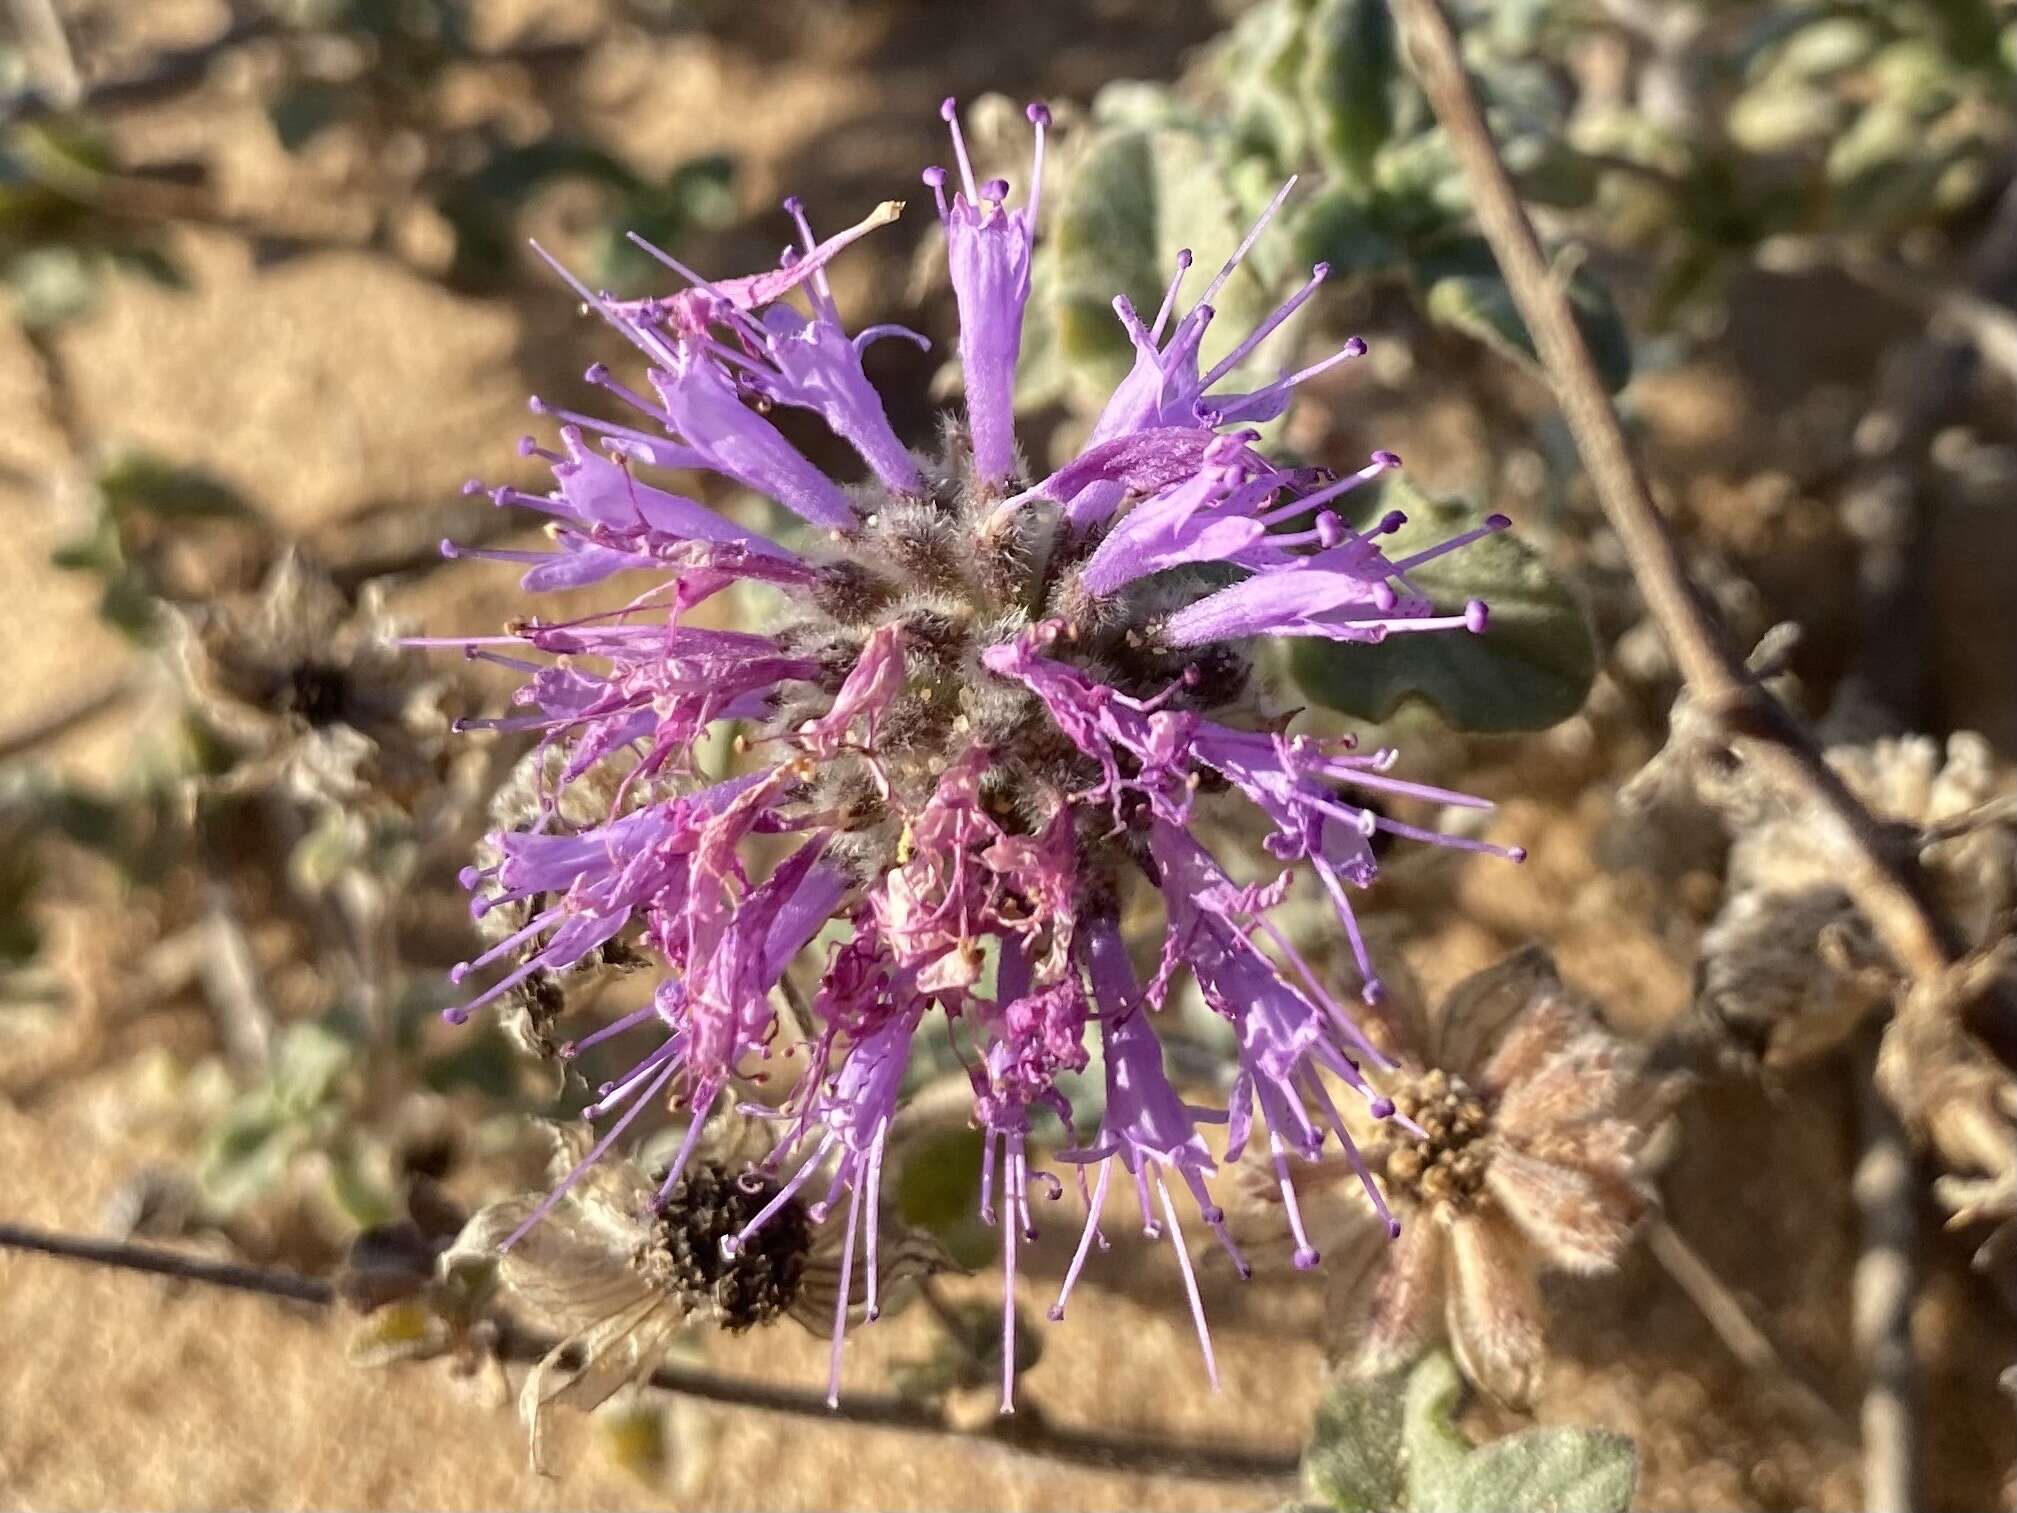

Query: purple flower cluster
426,100,1522,1409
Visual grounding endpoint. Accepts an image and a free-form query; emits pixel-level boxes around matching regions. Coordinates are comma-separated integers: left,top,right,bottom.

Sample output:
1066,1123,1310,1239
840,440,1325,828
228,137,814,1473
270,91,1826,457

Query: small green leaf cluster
51,453,256,642
0,121,185,328
1297,1351,1637,1513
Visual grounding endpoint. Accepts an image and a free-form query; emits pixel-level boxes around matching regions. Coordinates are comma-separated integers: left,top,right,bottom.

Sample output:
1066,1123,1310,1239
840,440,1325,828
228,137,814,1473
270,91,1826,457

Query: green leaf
893,1123,997,1270
1416,238,1632,393
1435,1426,1640,1513
1218,0,1315,170
1302,1353,1636,1513
1302,1368,1407,1512
435,134,640,292
96,453,251,519
50,514,124,575
590,155,738,298
97,567,163,641
273,1020,356,1110
5,245,102,327
1400,1352,1473,1500
1402,1355,1636,1513
1287,480,1594,732
288,808,365,894
105,244,186,289
1289,186,1407,277
1299,0,1398,191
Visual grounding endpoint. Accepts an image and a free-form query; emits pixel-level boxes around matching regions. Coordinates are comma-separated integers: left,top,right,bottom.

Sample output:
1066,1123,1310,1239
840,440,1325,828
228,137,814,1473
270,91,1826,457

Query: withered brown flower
1694,731,2014,1069
162,550,458,808
1246,947,1655,1407
446,1119,953,1471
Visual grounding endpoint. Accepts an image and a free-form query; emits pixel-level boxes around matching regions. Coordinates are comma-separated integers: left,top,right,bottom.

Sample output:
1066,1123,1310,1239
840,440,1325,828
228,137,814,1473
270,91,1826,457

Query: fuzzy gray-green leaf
1430,1426,1639,1513
1301,1366,1407,1512
1416,239,1632,394
1299,0,1398,191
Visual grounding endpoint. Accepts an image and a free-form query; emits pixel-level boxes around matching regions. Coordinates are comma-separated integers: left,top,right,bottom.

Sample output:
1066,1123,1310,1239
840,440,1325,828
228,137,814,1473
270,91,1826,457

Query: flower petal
1486,1145,1646,1274
1445,1209,1546,1406
1329,1212,1447,1377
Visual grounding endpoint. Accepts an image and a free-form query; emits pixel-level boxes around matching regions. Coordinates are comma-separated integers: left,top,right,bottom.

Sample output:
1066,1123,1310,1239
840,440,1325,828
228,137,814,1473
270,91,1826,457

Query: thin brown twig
0,1220,1300,1485
1389,0,2007,1054
0,673,138,763
1853,1028,1923,1513
1645,1218,1847,1439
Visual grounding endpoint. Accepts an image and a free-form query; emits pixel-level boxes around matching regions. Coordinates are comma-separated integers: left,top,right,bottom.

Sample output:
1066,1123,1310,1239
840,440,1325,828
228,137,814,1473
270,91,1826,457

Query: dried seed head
640,1165,811,1331
1383,1067,1493,1211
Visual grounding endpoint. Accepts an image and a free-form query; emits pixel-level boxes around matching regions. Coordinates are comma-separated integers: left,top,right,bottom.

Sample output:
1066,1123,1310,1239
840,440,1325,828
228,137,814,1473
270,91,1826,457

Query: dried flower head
1693,729,2013,1069
449,1121,947,1468
165,550,457,808
1243,948,1654,1406
424,100,1523,1408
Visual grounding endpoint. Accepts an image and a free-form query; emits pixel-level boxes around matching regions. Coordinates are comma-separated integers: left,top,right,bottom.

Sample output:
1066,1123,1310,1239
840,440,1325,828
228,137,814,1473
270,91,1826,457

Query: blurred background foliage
0,0,2012,1507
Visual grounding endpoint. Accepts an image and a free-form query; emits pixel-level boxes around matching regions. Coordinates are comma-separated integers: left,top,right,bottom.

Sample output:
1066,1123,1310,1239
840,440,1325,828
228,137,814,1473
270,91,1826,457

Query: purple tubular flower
927,99,1046,487
1051,918,1236,1382
1147,820,1400,1240
736,1002,923,1406
1166,490,1513,647
428,102,1530,1415
1057,180,1368,529
527,245,857,530
629,196,930,498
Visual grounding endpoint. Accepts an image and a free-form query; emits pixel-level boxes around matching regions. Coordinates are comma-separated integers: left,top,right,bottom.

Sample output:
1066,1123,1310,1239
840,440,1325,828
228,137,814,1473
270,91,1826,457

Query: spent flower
1241,948,1655,1407
425,99,1523,1409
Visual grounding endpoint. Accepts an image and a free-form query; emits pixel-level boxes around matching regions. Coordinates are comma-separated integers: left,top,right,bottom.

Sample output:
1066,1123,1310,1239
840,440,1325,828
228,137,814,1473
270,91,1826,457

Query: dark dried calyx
283,660,354,727
639,1163,810,1330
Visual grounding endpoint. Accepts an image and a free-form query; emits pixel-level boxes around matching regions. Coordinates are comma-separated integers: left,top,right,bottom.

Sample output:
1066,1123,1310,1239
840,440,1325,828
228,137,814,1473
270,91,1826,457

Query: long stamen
940,97,979,203
1199,262,1329,390
1156,1171,1219,1389
826,1179,863,1408
1048,1157,1113,1321
1197,176,1297,308
1270,1133,1321,1269
500,1054,679,1250
723,1134,833,1257
1391,514,1513,573
650,1084,721,1205
1303,1069,1400,1237
1150,250,1195,342
1024,102,1050,225
863,1123,888,1320
1264,452,1401,524
1000,1152,1021,1414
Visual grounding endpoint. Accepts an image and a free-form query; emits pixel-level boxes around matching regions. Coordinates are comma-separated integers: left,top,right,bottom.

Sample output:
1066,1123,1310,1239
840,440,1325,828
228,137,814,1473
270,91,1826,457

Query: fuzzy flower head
1245,948,1656,1407
424,100,1523,1410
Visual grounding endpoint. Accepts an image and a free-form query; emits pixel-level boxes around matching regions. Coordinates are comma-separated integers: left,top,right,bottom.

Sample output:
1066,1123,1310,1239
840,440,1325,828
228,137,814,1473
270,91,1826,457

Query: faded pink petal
1331,1211,1448,1377
1445,1209,1547,1407
1485,1145,1646,1274
1491,1028,1641,1144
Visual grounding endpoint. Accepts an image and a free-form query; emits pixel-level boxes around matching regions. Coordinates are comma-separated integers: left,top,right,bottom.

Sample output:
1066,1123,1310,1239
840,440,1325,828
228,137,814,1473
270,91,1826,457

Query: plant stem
1853,1030,1923,1513
0,1219,1298,1485
1389,0,2007,1055
0,673,137,762
1645,1218,1846,1438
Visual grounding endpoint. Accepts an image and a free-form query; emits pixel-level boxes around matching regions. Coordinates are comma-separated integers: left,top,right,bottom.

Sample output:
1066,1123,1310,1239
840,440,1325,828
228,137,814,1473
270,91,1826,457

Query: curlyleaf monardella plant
422,98,1524,1410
